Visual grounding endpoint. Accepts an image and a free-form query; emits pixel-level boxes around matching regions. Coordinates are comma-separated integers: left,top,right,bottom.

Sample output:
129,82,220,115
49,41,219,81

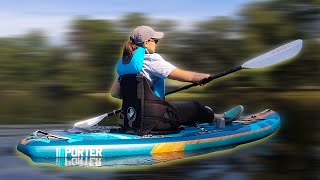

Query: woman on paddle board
111,26,243,134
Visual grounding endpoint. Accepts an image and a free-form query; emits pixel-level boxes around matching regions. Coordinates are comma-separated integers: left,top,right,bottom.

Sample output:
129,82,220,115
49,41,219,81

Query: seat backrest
119,74,180,135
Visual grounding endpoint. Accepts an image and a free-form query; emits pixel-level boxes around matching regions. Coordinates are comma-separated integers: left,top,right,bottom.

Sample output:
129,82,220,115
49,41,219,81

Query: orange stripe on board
151,126,272,154
151,142,186,153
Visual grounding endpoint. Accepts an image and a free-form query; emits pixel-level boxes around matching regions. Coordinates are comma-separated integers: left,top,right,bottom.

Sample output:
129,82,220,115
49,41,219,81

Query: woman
111,26,243,135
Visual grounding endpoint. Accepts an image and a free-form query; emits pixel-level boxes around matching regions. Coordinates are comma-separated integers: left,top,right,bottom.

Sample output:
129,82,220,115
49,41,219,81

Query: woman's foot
206,105,244,121
224,105,244,121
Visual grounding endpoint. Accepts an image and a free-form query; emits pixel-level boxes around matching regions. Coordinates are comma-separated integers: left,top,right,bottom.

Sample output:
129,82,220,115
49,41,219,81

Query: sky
0,0,257,44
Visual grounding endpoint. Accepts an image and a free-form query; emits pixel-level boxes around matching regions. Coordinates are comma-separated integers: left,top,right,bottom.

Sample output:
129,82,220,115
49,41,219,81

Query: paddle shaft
109,109,121,116
165,66,242,96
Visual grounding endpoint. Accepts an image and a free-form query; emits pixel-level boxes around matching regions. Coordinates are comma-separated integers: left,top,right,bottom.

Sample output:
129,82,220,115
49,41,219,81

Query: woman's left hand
198,74,211,86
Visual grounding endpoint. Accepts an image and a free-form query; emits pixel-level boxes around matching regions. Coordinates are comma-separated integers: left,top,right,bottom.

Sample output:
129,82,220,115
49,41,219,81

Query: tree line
0,0,318,96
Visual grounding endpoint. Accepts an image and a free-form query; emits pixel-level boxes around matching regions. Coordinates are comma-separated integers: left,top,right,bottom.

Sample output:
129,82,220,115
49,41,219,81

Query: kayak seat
119,74,181,135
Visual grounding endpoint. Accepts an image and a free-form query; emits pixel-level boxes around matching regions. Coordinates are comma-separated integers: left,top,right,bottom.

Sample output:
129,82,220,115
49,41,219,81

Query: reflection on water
29,145,238,167
0,91,319,179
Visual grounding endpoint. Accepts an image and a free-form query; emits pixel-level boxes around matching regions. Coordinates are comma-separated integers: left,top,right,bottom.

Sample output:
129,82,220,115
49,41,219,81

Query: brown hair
122,38,140,64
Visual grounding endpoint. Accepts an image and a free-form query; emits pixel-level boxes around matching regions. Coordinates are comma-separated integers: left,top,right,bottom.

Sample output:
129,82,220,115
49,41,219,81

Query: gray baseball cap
130,26,164,44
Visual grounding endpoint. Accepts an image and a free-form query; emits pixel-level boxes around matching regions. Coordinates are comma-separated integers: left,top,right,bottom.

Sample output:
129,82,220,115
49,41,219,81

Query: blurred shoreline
0,89,318,125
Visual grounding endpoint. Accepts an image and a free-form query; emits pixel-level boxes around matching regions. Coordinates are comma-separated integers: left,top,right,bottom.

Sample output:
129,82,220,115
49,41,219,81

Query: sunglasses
148,39,159,44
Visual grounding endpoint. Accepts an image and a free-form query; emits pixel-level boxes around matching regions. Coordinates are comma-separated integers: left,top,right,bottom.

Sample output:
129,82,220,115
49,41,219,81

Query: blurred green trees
0,0,318,96
240,0,319,89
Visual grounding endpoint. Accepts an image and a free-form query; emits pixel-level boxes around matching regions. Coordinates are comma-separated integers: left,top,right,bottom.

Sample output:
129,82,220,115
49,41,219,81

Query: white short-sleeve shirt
142,53,176,86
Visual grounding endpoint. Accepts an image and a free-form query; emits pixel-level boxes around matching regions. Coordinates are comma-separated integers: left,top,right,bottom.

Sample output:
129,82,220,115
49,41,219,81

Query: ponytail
122,38,139,64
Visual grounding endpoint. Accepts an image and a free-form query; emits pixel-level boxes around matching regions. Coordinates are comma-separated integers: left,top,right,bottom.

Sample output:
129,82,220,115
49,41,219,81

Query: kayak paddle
74,39,303,128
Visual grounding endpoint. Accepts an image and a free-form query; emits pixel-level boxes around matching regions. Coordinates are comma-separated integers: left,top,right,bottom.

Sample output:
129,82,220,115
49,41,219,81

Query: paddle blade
242,39,303,69
74,113,108,128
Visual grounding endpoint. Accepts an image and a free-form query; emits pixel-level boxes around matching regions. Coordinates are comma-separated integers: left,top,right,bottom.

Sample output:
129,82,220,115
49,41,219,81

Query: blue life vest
117,47,166,98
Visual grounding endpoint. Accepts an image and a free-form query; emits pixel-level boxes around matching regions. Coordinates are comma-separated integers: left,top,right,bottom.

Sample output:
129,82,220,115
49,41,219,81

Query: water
0,91,319,179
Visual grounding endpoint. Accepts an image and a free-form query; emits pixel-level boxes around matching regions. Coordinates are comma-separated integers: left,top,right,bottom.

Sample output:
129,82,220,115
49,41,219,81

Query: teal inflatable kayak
17,109,280,159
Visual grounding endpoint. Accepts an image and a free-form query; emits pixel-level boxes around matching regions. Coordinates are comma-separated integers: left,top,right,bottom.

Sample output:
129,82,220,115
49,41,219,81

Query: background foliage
0,0,318,95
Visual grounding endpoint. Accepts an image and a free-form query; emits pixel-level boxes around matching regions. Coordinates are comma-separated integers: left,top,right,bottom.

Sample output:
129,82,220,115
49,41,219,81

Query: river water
0,91,319,179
